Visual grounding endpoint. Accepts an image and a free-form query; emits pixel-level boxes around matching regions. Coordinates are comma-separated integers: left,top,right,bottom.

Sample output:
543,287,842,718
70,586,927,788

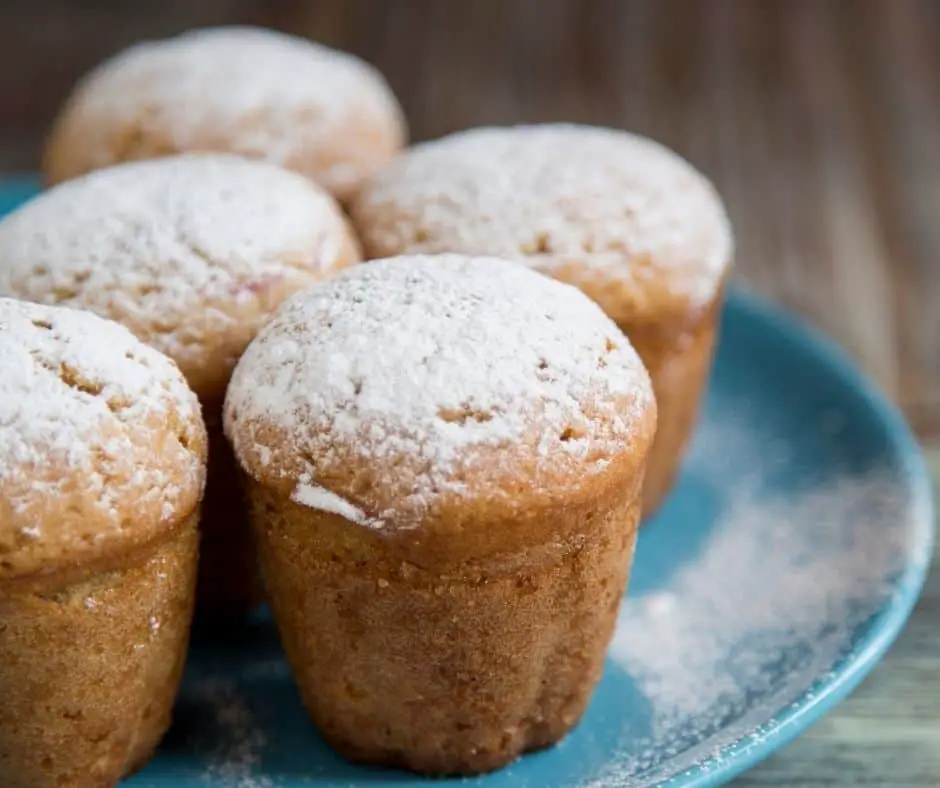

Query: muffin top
351,124,733,331
224,254,656,562
0,298,206,581
42,26,407,201
0,154,360,407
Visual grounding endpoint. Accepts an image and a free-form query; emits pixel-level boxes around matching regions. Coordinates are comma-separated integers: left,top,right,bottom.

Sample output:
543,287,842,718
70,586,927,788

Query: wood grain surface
1,2,938,785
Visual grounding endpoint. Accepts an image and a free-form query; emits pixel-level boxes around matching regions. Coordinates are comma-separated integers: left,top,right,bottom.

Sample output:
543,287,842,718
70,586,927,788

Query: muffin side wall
0,513,199,788
249,475,643,775
631,306,722,516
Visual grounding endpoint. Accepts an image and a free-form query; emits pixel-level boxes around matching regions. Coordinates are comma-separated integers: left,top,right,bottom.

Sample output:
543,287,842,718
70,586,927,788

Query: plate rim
659,287,935,787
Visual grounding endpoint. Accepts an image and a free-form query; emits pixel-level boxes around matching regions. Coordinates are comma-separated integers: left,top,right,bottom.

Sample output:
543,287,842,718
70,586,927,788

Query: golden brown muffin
0,297,206,788
42,26,407,202
224,255,656,775
350,124,734,516
0,153,361,616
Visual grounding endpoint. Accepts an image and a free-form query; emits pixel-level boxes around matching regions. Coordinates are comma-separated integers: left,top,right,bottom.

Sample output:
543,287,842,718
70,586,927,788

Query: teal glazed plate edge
0,173,40,216
0,175,934,787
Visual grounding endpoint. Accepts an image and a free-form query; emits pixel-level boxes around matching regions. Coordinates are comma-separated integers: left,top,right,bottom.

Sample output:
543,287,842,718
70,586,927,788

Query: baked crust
350,124,732,333
0,298,204,786
250,467,641,774
0,154,359,611
42,26,407,202
0,299,206,580
627,289,726,513
225,254,656,567
349,124,733,514
225,255,655,773
0,154,360,406
0,516,199,788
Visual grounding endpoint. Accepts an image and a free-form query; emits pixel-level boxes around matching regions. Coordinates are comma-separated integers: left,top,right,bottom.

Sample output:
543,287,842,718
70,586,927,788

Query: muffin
0,297,206,788
42,26,407,202
350,124,733,515
0,153,360,615
224,254,656,775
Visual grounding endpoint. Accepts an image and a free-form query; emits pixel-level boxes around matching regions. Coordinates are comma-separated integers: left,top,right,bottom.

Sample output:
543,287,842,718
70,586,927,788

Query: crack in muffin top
224,254,656,531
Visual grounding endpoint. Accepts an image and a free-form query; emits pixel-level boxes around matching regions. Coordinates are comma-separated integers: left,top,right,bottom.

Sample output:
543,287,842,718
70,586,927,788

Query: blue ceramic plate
0,178,933,787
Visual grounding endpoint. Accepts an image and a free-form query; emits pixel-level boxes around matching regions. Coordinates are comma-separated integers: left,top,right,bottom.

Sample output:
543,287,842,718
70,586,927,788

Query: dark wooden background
2,3,940,785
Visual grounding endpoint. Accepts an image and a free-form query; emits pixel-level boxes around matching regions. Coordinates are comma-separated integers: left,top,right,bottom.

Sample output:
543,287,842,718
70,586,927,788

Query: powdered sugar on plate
351,124,733,311
224,254,654,527
584,407,932,787
188,679,273,788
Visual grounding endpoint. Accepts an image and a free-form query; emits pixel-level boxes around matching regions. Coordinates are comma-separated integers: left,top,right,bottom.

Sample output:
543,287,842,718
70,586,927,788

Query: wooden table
1,1,938,784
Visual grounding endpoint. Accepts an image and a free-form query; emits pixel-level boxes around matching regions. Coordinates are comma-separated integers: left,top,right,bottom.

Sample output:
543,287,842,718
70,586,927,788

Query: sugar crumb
190,678,272,787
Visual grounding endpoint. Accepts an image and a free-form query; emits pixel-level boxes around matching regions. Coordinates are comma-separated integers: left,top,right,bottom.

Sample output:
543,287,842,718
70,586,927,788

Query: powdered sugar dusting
291,481,380,528
225,254,653,526
0,154,355,381
54,26,405,197
352,124,733,311
0,297,204,573
581,408,932,786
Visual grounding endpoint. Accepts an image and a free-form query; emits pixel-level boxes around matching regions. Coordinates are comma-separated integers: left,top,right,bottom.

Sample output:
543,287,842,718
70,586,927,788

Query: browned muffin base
0,514,198,788
196,418,263,619
249,477,642,776
630,300,723,517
